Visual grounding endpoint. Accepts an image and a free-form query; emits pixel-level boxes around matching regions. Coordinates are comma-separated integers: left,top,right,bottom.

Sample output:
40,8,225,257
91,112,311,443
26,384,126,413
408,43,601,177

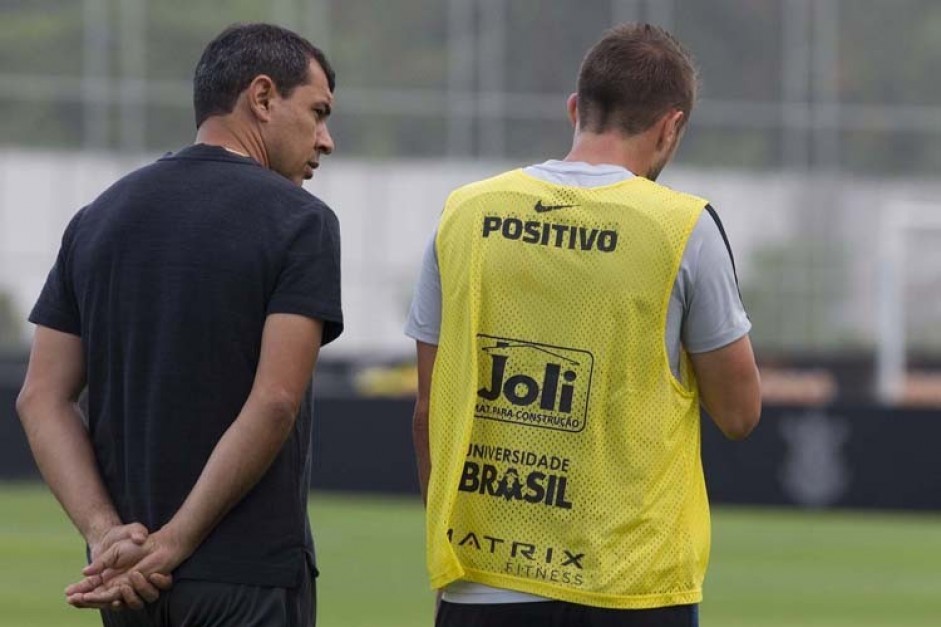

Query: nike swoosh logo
534,200,578,213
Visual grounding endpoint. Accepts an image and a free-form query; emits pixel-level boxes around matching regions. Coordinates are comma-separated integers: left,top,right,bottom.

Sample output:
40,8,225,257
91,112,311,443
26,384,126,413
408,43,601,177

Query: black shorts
436,600,699,627
99,566,315,627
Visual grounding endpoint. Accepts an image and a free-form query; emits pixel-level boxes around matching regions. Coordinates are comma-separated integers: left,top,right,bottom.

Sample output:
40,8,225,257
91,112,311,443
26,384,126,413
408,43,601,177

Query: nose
317,124,335,156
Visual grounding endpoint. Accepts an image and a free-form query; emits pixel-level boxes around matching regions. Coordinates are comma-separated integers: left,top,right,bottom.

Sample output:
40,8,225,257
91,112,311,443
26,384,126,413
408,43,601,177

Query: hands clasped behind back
66,522,180,611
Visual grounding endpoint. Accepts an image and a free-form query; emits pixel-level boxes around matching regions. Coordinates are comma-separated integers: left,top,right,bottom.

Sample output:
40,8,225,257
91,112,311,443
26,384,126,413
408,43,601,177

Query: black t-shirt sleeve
29,211,83,336
267,204,343,345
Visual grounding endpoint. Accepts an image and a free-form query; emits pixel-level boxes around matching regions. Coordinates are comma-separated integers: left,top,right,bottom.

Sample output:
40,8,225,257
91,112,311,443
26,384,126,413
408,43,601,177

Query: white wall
1,150,938,359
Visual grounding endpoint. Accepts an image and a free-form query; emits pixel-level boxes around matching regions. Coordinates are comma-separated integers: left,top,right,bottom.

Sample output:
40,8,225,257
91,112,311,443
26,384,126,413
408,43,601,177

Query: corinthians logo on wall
779,410,851,507
475,334,594,433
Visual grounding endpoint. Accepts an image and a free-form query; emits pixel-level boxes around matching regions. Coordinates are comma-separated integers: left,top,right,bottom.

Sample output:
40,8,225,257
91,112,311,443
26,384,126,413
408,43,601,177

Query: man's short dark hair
193,23,336,128
577,23,698,136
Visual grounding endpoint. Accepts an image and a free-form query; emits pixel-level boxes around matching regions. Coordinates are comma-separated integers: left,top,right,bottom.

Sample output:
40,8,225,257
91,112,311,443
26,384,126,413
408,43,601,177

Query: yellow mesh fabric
427,169,708,609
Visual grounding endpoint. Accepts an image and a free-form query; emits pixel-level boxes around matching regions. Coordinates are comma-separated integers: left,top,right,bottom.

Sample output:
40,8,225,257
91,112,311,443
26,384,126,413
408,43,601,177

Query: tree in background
2,0,940,173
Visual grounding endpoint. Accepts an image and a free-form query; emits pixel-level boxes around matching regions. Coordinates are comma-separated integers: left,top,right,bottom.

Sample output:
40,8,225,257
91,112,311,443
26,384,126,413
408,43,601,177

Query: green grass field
1,483,939,626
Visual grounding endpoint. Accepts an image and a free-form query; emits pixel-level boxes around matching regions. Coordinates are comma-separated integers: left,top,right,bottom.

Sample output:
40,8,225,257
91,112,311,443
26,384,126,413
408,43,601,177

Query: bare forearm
18,400,121,544
412,403,431,505
691,336,762,440
161,395,298,557
413,341,438,506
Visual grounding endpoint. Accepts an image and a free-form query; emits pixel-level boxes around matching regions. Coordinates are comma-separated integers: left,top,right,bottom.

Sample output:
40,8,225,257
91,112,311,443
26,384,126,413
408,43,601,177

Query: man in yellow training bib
406,22,761,627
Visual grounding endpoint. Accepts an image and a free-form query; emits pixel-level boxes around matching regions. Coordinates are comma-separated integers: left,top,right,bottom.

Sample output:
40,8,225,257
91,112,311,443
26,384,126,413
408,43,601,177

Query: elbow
704,366,762,441
721,414,760,441
705,391,762,441
255,388,302,433
15,384,38,426
716,403,761,441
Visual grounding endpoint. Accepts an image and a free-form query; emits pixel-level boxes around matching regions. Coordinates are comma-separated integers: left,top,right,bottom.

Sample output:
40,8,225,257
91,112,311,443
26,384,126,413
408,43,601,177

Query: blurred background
1,1,939,626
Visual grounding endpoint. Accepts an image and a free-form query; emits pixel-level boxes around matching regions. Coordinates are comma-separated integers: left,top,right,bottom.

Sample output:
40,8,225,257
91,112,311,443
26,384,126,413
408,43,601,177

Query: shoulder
217,164,340,230
86,158,168,205
696,203,739,276
274,190,340,254
445,169,526,208
636,178,709,213
250,169,338,223
287,190,339,235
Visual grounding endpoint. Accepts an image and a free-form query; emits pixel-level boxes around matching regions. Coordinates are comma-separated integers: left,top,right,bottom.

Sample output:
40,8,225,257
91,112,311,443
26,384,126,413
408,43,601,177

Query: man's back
425,168,710,607
31,144,342,587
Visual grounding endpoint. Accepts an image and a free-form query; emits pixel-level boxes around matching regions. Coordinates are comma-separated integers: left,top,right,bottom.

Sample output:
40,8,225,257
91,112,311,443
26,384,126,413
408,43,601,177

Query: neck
194,116,269,168
564,130,655,178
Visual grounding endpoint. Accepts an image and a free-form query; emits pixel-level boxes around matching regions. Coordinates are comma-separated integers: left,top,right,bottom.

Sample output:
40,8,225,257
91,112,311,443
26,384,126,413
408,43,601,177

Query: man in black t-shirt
16,24,342,626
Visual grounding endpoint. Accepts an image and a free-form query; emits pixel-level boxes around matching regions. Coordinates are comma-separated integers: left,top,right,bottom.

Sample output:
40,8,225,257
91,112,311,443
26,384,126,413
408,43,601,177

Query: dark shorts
436,600,699,627
99,567,315,627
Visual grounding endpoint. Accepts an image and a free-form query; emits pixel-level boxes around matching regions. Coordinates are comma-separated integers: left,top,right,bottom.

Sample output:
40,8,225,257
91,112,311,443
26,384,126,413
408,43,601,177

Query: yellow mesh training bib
426,169,710,609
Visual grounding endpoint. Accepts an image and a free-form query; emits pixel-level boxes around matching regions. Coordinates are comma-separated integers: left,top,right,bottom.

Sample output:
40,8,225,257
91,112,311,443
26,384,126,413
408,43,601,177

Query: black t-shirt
30,144,343,587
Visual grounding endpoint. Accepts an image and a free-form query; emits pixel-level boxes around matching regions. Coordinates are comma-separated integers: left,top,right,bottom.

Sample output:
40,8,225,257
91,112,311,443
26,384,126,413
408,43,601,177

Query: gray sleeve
681,208,751,354
404,230,442,345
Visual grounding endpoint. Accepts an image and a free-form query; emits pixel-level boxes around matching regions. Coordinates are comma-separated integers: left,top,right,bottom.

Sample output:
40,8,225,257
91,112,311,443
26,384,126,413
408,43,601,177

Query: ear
566,93,578,129
656,110,685,149
246,75,278,123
